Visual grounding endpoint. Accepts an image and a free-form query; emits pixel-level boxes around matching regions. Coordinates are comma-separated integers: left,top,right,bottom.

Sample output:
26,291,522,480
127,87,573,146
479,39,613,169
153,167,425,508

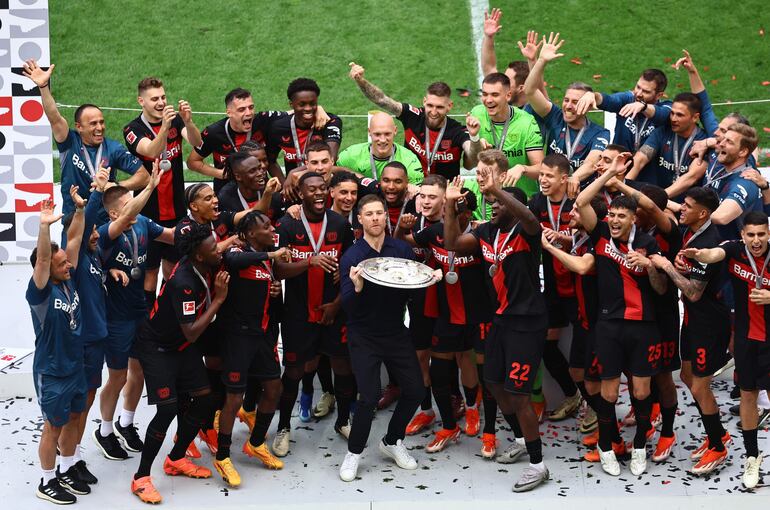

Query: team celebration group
22,9,770,505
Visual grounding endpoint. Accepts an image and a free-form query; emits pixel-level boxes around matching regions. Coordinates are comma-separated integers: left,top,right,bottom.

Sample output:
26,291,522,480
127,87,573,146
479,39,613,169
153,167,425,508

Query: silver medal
488,265,497,277
69,319,77,331
130,267,142,280
159,159,172,171
445,271,458,284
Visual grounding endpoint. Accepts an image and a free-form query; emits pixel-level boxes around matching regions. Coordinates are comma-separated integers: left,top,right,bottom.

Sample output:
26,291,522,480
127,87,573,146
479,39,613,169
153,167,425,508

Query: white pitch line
468,0,490,87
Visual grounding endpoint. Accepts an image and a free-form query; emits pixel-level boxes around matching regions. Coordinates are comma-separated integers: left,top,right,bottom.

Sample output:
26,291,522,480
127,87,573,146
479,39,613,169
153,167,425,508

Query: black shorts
475,322,492,355
281,317,347,366
656,303,681,372
734,336,770,391
680,322,731,377
594,319,660,379
136,339,210,406
409,313,435,351
546,295,578,330
146,218,181,270
484,316,546,395
196,320,223,358
431,318,479,353
580,325,601,381
222,330,281,392
569,323,587,369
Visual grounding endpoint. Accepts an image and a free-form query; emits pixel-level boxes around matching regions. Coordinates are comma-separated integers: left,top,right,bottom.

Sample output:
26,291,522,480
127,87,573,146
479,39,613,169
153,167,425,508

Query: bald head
369,111,397,158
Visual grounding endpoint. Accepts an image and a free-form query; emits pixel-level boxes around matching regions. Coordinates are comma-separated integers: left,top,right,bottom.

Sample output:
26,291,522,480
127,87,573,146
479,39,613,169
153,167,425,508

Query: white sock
73,444,82,462
42,468,56,484
758,390,770,409
515,437,525,446
529,461,545,471
59,455,75,472
100,420,114,436
119,410,135,428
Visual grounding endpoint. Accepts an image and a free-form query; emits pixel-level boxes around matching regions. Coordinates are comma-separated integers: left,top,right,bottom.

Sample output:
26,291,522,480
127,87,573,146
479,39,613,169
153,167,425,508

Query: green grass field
48,0,770,181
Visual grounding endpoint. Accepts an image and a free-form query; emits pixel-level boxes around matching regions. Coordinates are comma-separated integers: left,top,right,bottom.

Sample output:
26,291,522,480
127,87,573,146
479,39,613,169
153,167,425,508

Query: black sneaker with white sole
114,420,144,452
92,429,128,460
56,467,90,495
36,478,76,505
74,460,98,485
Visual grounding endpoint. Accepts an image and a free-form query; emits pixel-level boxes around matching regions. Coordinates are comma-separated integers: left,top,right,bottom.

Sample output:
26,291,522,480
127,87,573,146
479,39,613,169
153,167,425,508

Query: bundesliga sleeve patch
182,301,196,315
126,131,137,145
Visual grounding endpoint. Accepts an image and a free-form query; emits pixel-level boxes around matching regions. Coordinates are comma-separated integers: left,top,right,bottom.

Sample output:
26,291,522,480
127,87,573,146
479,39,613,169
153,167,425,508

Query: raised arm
134,106,176,159
32,199,62,289
118,167,151,191
443,179,478,255
480,8,502,76
348,62,402,116
680,246,726,264
479,166,540,236
178,100,203,149
574,153,631,232
64,186,86,269
542,235,595,274
665,158,706,199
107,162,163,239
612,177,672,232
22,60,68,143
524,32,564,118
626,145,654,180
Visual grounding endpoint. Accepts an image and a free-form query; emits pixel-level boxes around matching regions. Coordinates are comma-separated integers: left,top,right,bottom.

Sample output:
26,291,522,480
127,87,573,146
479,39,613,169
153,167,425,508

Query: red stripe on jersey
262,262,272,332
621,268,643,320
748,300,767,341
424,283,439,318
492,265,509,315
445,279,467,324
575,275,588,329
157,169,175,221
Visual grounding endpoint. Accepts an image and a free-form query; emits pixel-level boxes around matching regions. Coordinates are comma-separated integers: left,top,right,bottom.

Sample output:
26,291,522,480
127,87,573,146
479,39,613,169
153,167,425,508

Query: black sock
576,381,590,402
584,392,600,413
421,385,433,411
430,358,456,430
318,356,334,394
543,341,577,397
301,370,315,396
693,400,703,419
242,378,261,413
503,413,523,438
135,405,175,479
169,394,213,461
597,397,617,451
526,438,543,464
449,359,462,398
249,411,275,447
742,428,759,458
633,395,652,449
334,373,356,426
463,384,479,408
650,379,660,403
702,413,725,451
660,405,677,437
216,433,232,461
478,364,497,434
385,364,399,387
278,374,300,430
205,369,224,430
144,290,157,312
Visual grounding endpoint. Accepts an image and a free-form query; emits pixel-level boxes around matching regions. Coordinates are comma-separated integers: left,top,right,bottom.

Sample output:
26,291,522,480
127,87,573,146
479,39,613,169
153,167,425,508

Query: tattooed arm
349,62,402,116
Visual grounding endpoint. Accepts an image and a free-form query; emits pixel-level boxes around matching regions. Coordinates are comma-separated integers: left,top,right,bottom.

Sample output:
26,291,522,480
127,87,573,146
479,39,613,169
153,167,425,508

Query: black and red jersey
528,192,575,299
276,210,353,322
679,223,728,329
266,113,342,173
221,245,273,334
590,222,661,322
216,180,291,226
143,258,213,350
648,219,683,323
406,203,440,319
174,212,235,245
195,112,284,190
572,235,598,330
123,115,187,222
413,221,491,325
397,103,469,179
723,240,770,342
472,222,545,319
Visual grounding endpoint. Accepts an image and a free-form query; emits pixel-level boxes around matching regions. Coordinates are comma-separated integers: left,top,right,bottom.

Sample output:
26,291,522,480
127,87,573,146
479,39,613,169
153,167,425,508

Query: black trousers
347,329,425,454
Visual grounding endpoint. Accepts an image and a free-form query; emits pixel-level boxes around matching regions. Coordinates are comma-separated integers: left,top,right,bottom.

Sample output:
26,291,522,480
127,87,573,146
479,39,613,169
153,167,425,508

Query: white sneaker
495,441,526,464
379,438,418,470
272,428,291,457
512,464,549,492
629,448,647,476
742,454,763,489
339,452,360,482
599,447,621,476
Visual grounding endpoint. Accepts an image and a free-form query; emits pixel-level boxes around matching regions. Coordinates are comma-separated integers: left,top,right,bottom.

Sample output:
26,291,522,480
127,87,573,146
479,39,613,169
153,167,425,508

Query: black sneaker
74,460,98,485
730,385,741,399
115,420,144,452
92,429,128,460
737,407,770,431
36,477,76,505
730,404,741,417
56,466,90,495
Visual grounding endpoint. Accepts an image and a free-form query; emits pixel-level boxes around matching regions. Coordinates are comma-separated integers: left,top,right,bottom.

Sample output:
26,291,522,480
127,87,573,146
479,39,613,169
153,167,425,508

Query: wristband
39,82,49,89
469,133,480,143
760,182,769,191
638,100,648,111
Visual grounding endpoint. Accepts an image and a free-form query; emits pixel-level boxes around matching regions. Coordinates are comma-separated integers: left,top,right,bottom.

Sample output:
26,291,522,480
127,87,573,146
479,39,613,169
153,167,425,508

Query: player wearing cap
130,221,229,504
444,165,549,492
93,164,175,461
349,64,474,179
22,59,147,222
574,153,668,476
123,77,203,310
682,211,770,489
28,194,89,504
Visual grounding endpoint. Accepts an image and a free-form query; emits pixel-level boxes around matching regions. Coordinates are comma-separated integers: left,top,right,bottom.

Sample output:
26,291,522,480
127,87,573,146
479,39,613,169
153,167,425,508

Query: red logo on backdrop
229,372,241,383
326,232,337,242
0,97,13,125
157,387,170,399
168,128,178,139
440,140,451,149
15,183,53,212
